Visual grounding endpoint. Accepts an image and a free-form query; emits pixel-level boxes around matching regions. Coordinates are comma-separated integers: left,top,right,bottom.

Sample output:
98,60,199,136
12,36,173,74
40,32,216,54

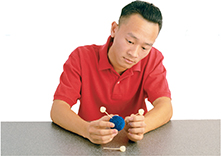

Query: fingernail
110,123,115,127
113,129,118,134
112,130,118,136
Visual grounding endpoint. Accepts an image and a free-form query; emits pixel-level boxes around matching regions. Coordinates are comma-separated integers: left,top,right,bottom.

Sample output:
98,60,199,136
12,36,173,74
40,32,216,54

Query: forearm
50,100,89,138
144,97,173,133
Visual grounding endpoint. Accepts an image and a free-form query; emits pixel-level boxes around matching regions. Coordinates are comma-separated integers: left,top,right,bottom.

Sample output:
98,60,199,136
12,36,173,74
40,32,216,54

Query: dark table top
1,120,220,156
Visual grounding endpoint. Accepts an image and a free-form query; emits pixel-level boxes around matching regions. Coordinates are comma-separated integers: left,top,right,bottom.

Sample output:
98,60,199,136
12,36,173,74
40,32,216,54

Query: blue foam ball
109,115,125,131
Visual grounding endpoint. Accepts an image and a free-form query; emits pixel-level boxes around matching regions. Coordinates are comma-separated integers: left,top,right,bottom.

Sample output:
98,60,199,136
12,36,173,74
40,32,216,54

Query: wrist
81,121,90,139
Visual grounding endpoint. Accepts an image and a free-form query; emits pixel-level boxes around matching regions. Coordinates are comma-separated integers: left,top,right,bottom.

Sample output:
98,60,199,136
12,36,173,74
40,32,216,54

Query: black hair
119,0,163,31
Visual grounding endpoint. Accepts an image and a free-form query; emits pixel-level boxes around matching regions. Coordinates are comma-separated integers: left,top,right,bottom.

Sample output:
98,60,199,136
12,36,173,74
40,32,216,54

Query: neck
108,46,126,75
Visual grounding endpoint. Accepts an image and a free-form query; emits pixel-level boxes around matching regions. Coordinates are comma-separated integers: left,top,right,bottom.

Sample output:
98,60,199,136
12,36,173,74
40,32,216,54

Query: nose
127,46,139,58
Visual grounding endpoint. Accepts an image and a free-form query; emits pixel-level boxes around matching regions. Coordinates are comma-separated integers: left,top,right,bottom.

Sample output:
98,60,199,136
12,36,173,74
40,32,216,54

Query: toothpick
103,146,126,152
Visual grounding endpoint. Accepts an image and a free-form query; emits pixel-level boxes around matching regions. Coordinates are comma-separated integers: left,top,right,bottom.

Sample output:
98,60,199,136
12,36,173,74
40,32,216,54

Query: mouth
123,57,134,64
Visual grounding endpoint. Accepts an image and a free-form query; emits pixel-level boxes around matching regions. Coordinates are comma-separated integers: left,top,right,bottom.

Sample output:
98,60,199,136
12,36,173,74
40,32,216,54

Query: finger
128,132,144,141
90,133,116,144
125,116,130,123
128,114,145,122
128,121,146,128
88,126,118,144
128,127,145,134
92,119,115,129
100,115,112,121
92,128,118,136
89,129,118,144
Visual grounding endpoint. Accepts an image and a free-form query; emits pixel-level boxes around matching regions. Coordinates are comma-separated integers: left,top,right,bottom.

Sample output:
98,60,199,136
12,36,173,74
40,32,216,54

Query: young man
51,1,172,144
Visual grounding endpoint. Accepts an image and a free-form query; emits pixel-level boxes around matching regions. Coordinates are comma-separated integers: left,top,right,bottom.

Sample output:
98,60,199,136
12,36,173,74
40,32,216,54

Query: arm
50,100,118,144
144,97,173,133
125,97,173,141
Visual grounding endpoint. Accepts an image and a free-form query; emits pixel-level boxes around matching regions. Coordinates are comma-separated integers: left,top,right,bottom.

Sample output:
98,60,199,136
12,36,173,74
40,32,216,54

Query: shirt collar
131,60,141,72
99,36,141,72
98,36,113,71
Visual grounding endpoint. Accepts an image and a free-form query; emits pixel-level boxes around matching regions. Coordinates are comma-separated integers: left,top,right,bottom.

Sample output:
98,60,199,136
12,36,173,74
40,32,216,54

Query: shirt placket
111,69,133,100
112,79,122,99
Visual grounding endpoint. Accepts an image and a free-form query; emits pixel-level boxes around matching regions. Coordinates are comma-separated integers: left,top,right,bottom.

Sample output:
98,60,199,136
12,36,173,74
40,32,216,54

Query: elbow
50,100,71,124
169,105,173,120
162,99,173,124
167,102,173,122
50,104,55,122
50,102,57,123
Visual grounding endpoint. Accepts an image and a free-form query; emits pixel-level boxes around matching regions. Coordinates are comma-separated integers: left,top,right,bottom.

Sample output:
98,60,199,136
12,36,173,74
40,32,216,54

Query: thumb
100,115,111,121
125,116,130,123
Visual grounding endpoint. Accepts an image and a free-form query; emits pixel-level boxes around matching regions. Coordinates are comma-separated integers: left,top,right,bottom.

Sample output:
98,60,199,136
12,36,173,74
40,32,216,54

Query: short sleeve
144,51,171,103
53,48,82,107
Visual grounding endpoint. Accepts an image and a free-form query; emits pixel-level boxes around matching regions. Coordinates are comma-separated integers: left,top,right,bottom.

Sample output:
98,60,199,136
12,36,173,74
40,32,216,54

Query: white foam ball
120,146,126,152
100,106,106,113
138,109,144,115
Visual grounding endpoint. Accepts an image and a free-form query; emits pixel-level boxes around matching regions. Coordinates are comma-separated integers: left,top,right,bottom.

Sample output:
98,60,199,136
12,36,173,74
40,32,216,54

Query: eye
126,39,134,44
142,47,147,50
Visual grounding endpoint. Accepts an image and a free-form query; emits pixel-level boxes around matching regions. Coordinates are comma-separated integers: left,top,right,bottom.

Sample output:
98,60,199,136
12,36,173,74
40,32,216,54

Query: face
108,14,159,74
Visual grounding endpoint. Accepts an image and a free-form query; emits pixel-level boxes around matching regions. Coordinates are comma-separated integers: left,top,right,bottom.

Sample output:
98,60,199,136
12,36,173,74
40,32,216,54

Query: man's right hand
51,100,118,145
86,115,118,144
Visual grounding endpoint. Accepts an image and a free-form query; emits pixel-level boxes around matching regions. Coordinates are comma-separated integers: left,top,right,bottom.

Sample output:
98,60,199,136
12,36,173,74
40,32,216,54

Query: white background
0,0,221,121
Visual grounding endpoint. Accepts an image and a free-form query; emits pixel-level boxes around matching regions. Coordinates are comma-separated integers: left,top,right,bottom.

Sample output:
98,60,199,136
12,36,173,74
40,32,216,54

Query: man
51,1,172,144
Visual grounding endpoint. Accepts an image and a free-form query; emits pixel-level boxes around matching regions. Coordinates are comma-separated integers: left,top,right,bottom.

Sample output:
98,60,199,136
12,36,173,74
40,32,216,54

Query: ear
110,21,119,38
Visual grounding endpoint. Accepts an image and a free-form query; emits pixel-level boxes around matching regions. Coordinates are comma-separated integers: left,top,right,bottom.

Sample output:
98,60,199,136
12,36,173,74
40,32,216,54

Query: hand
124,114,146,142
86,115,118,144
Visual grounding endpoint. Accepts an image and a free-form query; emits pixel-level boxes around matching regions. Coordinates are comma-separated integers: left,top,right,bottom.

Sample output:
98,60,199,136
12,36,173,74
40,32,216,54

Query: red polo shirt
54,36,171,121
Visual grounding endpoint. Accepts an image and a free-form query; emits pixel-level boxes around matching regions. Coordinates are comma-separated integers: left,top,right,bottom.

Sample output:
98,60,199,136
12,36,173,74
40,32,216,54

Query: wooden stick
103,146,126,152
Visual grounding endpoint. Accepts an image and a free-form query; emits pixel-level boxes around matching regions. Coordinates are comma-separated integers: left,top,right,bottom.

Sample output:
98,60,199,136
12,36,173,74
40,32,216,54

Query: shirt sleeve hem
148,92,171,104
53,95,77,107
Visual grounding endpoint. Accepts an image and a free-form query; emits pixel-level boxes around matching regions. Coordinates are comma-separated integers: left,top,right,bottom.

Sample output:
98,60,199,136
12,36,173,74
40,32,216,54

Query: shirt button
117,81,120,84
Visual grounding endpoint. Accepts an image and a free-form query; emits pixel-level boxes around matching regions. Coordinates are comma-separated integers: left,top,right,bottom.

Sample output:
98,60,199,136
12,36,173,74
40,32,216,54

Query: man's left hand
124,114,147,142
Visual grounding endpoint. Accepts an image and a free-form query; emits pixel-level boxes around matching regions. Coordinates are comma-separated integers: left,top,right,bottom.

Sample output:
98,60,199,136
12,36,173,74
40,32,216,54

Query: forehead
119,14,159,42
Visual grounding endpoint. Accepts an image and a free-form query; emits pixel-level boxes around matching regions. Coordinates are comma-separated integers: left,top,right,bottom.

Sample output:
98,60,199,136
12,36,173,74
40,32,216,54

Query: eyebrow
127,33,153,46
